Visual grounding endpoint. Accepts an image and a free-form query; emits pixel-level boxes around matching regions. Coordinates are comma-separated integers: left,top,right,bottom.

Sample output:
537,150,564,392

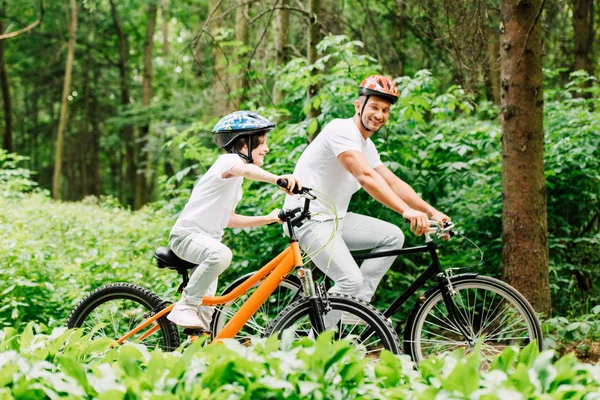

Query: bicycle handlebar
276,178,312,195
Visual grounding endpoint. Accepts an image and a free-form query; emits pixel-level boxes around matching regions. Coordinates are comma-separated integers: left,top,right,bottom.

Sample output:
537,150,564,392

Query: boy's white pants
169,232,232,330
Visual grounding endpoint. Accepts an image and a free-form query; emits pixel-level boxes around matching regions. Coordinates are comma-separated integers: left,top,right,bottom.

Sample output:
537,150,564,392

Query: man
283,75,450,302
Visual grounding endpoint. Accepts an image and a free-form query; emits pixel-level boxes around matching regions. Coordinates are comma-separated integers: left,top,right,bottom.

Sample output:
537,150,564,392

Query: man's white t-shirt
171,154,244,240
284,118,382,220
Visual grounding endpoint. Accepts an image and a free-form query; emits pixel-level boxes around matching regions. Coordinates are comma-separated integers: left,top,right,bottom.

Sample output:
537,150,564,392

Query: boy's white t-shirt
284,118,382,220
171,154,244,240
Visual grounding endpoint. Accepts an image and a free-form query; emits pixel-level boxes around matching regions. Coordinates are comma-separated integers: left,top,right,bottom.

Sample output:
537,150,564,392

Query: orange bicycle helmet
358,75,398,105
356,75,398,132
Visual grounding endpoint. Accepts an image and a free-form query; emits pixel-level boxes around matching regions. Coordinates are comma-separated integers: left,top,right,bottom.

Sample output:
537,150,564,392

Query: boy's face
249,136,269,166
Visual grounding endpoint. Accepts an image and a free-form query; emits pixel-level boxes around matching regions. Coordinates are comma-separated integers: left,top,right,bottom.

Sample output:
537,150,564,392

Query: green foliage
0,150,38,198
1,327,599,399
0,193,180,330
543,306,600,348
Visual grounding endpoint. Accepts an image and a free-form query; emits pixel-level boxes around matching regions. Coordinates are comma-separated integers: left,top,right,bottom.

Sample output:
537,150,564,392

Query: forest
0,0,599,398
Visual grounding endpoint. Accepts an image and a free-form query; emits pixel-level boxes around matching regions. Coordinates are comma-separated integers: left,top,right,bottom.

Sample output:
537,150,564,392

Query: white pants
169,232,232,329
295,212,404,301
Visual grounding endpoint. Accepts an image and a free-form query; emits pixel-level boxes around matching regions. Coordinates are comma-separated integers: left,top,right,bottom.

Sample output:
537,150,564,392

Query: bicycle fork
437,272,475,347
297,267,328,334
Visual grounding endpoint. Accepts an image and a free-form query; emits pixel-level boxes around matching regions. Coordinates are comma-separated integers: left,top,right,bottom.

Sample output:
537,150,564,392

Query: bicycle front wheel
266,293,402,357
405,275,542,368
67,282,180,351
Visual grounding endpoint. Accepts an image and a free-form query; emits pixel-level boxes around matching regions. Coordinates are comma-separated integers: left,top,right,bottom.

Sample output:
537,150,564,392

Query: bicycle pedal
182,328,211,337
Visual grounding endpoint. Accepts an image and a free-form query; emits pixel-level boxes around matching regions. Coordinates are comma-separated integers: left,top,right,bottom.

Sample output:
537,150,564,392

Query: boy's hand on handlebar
402,208,430,236
276,174,302,195
267,209,284,225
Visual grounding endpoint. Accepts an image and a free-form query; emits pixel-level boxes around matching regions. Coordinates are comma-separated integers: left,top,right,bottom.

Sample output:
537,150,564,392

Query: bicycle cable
451,231,485,271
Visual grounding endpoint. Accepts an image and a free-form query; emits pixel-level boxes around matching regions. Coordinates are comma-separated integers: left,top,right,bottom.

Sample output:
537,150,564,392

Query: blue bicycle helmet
212,111,275,149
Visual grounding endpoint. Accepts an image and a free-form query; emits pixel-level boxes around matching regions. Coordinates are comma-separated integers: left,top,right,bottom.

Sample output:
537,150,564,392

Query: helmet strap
359,95,372,132
236,134,254,164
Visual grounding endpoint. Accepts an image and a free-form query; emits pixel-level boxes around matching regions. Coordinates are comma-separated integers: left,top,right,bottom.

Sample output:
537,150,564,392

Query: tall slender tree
273,0,290,103
134,1,158,209
500,0,551,314
52,0,77,200
0,0,12,152
231,0,249,108
307,0,322,140
572,0,594,75
109,0,136,206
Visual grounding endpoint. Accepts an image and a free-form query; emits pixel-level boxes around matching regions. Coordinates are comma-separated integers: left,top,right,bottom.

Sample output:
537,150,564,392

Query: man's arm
338,150,430,235
375,164,450,223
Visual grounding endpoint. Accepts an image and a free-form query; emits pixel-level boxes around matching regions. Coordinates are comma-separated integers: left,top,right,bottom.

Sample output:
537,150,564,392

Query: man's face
250,136,269,166
354,96,391,131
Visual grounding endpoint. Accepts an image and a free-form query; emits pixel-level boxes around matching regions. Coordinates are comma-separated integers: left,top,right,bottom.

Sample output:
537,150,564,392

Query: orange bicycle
67,182,401,355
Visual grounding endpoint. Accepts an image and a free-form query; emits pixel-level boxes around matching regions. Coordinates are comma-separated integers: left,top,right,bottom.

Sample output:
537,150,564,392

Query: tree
0,0,12,152
134,1,158,209
499,0,551,315
307,0,322,140
109,0,136,207
52,0,77,200
273,0,290,103
572,0,594,76
231,0,249,109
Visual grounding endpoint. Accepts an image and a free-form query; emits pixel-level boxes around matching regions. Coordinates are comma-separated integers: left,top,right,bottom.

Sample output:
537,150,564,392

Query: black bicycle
217,219,543,369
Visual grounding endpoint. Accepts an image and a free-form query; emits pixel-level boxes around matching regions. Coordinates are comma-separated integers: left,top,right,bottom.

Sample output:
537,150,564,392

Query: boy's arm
227,210,282,228
227,163,301,195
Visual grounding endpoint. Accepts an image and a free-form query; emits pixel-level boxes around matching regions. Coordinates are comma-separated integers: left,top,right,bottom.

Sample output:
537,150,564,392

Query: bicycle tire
265,293,402,356
404,275,543,368
67,282,180,351
210,274,302,343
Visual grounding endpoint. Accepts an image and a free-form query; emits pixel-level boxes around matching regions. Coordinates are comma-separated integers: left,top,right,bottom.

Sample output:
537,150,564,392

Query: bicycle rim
267,294,401,358
407,276,542,369
67,283,180,351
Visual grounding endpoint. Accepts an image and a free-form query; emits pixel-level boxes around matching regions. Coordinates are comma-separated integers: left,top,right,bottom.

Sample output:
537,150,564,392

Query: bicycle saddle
154,247,197,270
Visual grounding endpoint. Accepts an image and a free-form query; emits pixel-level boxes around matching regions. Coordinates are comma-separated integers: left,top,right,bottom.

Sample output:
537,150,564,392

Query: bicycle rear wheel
404,275,542,369
266,293,402,357
210,274,301,343
67,282,180,351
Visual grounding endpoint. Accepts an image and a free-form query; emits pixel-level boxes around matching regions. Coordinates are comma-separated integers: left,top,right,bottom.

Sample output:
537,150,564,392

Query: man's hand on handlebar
429,210,451,225
276,175,302,196
402,208,430,236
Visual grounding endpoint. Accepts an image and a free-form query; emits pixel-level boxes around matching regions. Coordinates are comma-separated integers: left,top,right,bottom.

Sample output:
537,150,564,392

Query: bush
1,325,599,399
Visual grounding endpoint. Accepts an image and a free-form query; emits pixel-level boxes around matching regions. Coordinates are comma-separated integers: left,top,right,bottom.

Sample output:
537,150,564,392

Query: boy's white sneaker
167,302,205,328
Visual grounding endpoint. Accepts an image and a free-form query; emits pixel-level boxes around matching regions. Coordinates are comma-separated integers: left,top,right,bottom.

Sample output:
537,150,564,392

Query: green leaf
307,119,319,136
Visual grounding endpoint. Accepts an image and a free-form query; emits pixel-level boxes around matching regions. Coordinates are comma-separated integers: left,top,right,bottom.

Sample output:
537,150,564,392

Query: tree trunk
231,0,249,108
109,0,136,207
161,0,169,55
307,0,322,141
134,1,158,209
52,0,77,200
0,0,13,153
500,0,551,315
273,0,290,103
209,0,230,115
572,0,594,74
485,26,501,105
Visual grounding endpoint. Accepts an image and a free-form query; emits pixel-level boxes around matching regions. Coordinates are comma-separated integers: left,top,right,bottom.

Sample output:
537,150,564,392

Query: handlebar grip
278,209,286,222
276,178,302,195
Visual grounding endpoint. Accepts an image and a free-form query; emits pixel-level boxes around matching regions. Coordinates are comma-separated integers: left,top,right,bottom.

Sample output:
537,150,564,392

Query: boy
167,111,300,330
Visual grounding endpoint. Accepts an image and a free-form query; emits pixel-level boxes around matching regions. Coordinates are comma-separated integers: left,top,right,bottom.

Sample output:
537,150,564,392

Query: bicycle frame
113,241,304,347
354,238,476,342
